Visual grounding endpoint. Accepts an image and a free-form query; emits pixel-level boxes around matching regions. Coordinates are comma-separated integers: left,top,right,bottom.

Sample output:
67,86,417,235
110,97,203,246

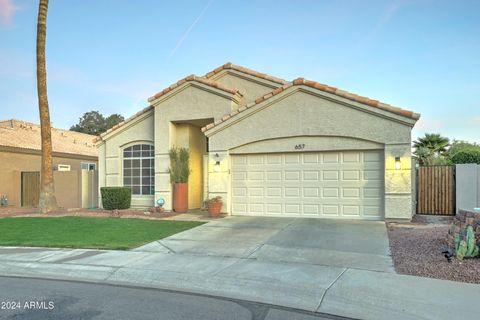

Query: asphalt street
0,276,354,320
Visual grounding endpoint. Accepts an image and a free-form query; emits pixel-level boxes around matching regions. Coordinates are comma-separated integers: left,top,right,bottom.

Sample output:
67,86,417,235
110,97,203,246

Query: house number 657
294,144,305,150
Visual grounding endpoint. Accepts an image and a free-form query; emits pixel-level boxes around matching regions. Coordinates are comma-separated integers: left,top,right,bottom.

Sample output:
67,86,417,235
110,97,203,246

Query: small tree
447,140,480,164
70,111,124,135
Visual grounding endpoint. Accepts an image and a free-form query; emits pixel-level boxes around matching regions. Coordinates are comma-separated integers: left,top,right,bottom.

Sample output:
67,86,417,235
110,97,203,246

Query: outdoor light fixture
214,153,221,172
395,156,401,170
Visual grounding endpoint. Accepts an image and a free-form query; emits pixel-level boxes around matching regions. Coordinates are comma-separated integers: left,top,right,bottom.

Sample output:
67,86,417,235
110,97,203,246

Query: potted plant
169,147,190,213
207,196,223,217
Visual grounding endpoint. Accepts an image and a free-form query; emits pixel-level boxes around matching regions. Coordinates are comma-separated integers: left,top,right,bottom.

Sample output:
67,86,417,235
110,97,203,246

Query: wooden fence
416,166,456,215
21,171,40,207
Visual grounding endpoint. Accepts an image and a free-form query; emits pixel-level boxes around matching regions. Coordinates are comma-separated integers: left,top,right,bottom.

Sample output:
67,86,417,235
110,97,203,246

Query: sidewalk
0,244,478,320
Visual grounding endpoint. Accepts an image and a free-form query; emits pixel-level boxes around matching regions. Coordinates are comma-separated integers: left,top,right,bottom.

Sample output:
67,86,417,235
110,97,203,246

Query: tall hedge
101,187,132,210
451,150,480,165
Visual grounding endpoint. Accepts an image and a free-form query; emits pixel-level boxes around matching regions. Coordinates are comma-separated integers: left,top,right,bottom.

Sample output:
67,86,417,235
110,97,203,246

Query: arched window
123,144,154,195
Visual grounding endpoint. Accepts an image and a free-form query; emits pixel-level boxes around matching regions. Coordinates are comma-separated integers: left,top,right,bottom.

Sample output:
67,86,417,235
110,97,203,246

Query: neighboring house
0,119,98,208
97,63,420,220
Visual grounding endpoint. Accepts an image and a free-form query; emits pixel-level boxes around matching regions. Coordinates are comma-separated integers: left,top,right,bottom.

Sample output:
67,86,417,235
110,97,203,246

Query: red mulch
388,222,480,284
0,207,181,220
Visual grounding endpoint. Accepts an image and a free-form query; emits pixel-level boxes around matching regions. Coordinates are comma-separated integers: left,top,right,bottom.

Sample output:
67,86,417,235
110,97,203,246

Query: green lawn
0,217,204,250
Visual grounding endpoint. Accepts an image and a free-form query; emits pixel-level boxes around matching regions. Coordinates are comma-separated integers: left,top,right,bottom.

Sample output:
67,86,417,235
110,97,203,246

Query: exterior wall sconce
214,153,221,172
395,156,401,170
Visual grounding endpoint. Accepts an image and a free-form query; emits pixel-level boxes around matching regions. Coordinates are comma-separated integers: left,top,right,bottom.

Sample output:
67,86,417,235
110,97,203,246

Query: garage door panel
266,187,282,197
266,203,282,214
285,154,301,164
303,187,320,197
323,171,339,181
232,203,248,214
303,171,320,180
231,151,384,219
342,152,361,163
303,204,320,215
323,153,340,163
342,188,360,198
323,205,340,215
342,170,361,181
232,187,247,197
342,205,361,216
303,154,319,163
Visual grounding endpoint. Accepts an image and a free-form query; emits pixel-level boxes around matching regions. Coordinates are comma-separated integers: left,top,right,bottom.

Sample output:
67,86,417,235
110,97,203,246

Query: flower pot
208,202,222,217
173,183,188,213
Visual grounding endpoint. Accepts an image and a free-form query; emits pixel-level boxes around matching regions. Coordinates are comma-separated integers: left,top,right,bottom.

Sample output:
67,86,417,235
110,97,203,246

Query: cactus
456,226,479,260
457,240,468,260
454,232,461,252
466,226,479,257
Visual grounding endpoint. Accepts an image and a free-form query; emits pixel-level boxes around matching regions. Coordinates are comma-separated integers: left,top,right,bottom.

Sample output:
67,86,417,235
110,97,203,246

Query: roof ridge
0,119,97,156
0,119,97,138
147,74,243,103
201,78,419,132
204,62,288,85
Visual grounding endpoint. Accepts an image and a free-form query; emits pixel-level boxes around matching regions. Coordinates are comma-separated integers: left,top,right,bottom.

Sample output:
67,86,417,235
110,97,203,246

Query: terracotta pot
173,183,188,213
208,202,222,217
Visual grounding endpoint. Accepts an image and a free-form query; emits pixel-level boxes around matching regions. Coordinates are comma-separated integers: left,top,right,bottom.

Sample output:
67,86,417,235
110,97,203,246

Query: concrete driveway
3,217,480,319
134,216,394,273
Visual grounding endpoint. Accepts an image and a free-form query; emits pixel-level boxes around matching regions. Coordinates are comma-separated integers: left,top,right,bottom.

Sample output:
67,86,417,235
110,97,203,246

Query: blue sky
0,0,479,142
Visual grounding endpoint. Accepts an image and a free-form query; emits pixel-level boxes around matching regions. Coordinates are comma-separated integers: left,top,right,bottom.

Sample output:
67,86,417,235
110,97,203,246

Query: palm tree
413,133,450,166
36,0,58,213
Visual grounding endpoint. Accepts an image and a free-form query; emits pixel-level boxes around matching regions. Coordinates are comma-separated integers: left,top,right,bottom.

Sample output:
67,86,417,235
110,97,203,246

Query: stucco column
384,144,413,219
208,151,230,214
97,143,106,208
154,113,173,211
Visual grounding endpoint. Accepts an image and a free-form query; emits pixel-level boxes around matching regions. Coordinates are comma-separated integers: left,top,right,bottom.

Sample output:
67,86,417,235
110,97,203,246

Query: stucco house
0,119,98,208
96,63,420,220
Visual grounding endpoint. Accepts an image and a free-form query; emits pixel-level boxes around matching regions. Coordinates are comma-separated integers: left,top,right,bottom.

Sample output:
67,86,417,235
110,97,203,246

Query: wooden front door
21,172,40,207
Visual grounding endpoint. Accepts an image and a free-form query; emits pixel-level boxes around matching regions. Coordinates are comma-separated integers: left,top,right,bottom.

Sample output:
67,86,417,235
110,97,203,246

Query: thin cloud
168,0,214,59
359,0,408,47
469,116,480,125
414,118,444,131
374,0,407,33
0,0,22,27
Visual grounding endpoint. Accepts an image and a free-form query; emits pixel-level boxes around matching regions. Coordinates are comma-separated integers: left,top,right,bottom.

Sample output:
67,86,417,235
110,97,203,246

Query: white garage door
231,151,384,219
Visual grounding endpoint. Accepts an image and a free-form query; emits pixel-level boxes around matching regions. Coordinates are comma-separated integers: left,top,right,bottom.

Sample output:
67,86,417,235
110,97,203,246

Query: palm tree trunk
36,0,58,213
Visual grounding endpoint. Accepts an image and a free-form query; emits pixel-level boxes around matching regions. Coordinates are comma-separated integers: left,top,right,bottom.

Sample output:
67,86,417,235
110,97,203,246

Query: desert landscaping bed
0,207,182,220
388,222,480,284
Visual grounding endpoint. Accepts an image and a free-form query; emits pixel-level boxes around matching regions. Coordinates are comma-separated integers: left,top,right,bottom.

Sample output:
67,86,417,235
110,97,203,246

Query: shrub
101,187,132,210
450,150,480,165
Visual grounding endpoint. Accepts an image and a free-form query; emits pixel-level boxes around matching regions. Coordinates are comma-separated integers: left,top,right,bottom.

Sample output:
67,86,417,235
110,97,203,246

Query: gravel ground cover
388,222,480,284
0,207,180,220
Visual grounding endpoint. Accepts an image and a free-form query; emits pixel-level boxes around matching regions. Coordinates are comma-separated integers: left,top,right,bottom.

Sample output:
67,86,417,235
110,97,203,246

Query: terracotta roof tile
204,62,288,85
0,119,97,157
201,77,420,132
147,74,242,103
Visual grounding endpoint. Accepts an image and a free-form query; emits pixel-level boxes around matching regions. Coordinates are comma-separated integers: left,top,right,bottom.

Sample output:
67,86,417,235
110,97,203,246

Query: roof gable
147,74,242,103
202,78,420,133
204,62,288,86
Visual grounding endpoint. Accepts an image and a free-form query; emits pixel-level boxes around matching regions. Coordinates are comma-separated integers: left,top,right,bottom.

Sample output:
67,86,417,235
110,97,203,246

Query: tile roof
204,62,288,85
201,77,420,132
102,63,289,139
147,74,243,103
0,119,97,157
96,105,154,142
